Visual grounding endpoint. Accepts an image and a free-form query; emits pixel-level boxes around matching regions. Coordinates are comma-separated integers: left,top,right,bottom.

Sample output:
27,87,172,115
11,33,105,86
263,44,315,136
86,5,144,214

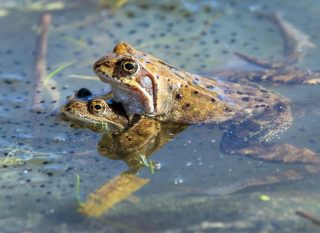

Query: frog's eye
121,60,139,74
89,99,108,115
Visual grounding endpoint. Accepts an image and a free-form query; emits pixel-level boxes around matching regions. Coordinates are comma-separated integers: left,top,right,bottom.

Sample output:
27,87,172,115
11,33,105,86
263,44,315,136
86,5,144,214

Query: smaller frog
62,88,128,132
63,97,128,132
61,92,185,173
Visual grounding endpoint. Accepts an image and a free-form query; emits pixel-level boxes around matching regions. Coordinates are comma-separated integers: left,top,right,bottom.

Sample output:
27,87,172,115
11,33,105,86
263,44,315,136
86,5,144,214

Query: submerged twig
296,210,320,226
32,13,51,111
213,13,320,85
235,13,315,69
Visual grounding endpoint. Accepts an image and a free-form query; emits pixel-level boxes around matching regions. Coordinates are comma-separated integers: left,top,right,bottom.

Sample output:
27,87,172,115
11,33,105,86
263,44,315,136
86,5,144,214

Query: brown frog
63,96,128,132
92,13,320,165
93,14,319,124
93,41,284,125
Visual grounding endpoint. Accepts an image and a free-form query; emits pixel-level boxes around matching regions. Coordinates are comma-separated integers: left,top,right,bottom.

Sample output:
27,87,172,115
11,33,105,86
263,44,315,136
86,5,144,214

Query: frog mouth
94,67,156,114
95,71,122,87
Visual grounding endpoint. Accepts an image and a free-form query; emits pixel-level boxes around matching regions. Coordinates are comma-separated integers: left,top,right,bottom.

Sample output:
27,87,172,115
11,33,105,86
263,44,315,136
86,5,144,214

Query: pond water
0,0,320,232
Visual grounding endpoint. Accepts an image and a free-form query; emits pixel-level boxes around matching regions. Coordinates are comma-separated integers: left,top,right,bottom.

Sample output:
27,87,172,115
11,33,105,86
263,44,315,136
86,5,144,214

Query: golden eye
122,60,138,74
89,99,107,115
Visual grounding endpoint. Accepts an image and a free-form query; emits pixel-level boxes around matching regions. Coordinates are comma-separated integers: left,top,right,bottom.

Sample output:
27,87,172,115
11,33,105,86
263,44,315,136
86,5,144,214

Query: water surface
0,0,320,232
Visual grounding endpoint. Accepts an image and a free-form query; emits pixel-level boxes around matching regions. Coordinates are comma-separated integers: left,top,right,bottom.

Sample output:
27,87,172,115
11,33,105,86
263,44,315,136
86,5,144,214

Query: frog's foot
218,140,320,195
255,68,320,85
221,127,320,165
225,143,320,165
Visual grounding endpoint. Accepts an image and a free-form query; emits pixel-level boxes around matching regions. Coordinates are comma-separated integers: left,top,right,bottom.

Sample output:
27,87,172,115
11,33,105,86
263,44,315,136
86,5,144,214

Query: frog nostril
105,60,112,66
93,62,100,71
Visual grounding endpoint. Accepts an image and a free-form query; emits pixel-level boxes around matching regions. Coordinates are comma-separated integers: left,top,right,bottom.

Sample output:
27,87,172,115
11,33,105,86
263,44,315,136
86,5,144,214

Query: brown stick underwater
32,13,51,111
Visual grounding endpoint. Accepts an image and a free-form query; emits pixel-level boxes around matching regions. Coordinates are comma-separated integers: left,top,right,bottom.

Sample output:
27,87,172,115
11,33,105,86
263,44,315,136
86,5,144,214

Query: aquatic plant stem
32,13,51,111
296,210,320,226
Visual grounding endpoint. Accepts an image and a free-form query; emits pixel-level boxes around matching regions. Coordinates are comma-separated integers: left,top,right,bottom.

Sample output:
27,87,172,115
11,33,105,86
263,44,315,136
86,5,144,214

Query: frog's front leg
97,117,161,173
98,118,186,174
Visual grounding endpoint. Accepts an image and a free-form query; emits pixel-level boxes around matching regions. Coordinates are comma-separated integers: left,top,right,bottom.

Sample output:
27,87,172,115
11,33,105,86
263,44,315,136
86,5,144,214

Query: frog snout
64,103,73,112
64,101,82,112
93,57,113,72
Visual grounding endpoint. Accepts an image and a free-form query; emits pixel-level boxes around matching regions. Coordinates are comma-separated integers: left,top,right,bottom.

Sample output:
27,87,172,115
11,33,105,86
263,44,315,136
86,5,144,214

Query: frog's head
62,98,128,131
93,42,179,115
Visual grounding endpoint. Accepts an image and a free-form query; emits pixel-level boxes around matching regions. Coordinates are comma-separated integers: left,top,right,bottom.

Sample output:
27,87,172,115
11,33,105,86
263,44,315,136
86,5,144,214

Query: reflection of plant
78,173,149,217
139,154,157,174
75,174,85,207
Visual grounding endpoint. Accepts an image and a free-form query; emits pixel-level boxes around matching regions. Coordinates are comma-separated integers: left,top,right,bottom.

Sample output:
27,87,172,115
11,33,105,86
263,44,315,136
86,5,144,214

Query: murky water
0,0,320,232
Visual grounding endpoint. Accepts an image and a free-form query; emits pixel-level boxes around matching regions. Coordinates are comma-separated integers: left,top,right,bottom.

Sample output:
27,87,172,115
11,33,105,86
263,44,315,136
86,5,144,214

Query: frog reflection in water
93,14,320,167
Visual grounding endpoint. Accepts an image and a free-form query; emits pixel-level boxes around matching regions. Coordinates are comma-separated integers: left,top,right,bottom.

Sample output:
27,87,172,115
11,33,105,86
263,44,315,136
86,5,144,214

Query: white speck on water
249,4,261,12
173,176,184,185
155,162,161,170
53,136,66,143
